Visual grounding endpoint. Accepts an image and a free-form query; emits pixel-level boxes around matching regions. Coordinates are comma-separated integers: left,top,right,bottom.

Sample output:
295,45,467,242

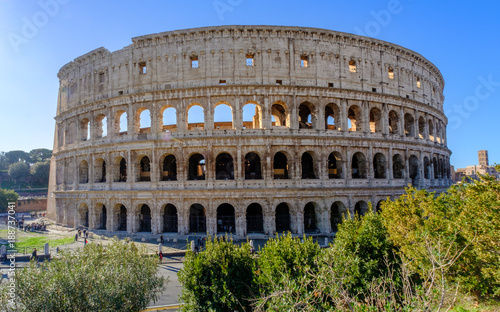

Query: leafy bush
253,233,322,311
319,210,402,300
178,237,256,311
382,178,500,299
0,240,166,312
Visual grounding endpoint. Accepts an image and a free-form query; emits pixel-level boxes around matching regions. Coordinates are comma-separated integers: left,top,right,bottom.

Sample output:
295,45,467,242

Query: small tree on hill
0,189,18,212
8,161,30,185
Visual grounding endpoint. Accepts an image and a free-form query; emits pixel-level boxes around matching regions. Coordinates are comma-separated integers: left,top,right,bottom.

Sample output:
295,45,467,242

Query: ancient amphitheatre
46,25,452,237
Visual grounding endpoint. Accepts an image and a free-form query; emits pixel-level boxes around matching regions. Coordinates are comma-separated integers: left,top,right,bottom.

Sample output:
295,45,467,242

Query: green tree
8,161,30,184
29,148,52,163
0,152,8,170
382,181,500,299
446,174,500,297
178,237,256,312
0,189,18,212
318,210,403,301
254,233,322,311
5,150,30,165
0,240,166,312
31,160,50,185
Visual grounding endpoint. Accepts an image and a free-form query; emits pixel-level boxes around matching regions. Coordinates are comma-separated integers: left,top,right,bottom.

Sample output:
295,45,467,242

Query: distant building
453,150,498,182
478,150,489,167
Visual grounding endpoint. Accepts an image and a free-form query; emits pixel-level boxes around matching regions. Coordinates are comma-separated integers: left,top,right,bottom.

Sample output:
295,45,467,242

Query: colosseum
47,25,452,237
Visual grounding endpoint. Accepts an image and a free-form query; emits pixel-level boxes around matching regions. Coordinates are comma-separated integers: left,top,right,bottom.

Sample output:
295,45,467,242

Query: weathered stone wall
47,26,451,237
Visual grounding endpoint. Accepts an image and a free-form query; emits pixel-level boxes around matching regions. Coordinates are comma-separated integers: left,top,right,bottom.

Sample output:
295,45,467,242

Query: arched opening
354,201,368,216
273,152,289,179
303,202,318,234
242,103,262,129
301,152,316,179
137,108,151,133
115,110,127,135
328,152,343,179
97,204,106,230
275,203,291,232
348,105,362,131
139,156,151,182
271,103,287,127
409,155,419,185
376,201,383,213
188,154,205,180
119,158,127,182
162,155,177,181
244,152,262,180
189,204,206,233
331,201,346,232
388,110,399,134
79,160,89,184
433,157,438,179
369,108,382,133
393,154,405,179
187,104,205,130
139,205,151,232
418,116,426,139
161,106,177,132
78,204,89,227
439,158,445,179
94,158,106,183
424,157,430,179
163,204,178,233
117,205,127,231
298,102,314,129
81,118,90,141
246,203,264,233
214,103,233,130
95,114,107,138
404,113,415,137
215,153,234,180
373,153,387,179
428,120,435,141
217,204,236,234
352,152,367,179
325,103,340,130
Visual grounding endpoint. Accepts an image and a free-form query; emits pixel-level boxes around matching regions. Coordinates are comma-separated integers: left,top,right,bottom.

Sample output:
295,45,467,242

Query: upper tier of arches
56,97,447,150
56,26,445,115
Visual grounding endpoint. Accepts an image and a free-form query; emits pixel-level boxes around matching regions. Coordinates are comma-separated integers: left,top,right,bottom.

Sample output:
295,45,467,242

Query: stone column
382,103,389,135
340,99,348,132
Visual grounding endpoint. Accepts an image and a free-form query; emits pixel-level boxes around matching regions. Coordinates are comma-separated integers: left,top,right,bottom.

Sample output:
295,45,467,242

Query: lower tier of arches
52,186,447,236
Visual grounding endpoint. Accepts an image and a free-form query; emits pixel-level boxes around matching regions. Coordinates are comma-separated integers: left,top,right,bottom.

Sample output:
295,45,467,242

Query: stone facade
47,25,452,237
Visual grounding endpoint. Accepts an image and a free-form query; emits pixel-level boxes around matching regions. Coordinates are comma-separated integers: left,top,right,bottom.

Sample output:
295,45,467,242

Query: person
160,235,164,244
75,233,78,242
159,251,163,263
31,248,37,261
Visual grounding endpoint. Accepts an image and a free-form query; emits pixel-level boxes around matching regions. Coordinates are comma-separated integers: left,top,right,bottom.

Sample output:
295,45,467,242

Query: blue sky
0,0,499,169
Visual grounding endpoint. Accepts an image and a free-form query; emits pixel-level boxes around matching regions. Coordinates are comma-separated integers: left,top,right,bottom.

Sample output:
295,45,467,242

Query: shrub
0,240,166,312
178,237,256,311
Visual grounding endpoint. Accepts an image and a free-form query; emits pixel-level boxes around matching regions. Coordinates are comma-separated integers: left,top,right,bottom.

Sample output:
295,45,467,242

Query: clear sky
0,0,499,169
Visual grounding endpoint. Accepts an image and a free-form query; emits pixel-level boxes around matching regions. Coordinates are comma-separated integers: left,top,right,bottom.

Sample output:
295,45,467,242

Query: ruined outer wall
47,25,451,236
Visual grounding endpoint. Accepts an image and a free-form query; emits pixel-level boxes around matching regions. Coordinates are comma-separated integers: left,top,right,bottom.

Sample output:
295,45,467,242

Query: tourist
74,233,78,242
160,235,164,244
31,248,37,261
159,251,163,263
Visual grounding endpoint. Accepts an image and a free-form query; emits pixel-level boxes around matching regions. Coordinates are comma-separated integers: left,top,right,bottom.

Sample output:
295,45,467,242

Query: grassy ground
451,294,500,312
0,229,74,253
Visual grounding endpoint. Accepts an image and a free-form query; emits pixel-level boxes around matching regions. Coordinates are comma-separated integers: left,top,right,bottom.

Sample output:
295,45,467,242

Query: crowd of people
18,219,46,232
